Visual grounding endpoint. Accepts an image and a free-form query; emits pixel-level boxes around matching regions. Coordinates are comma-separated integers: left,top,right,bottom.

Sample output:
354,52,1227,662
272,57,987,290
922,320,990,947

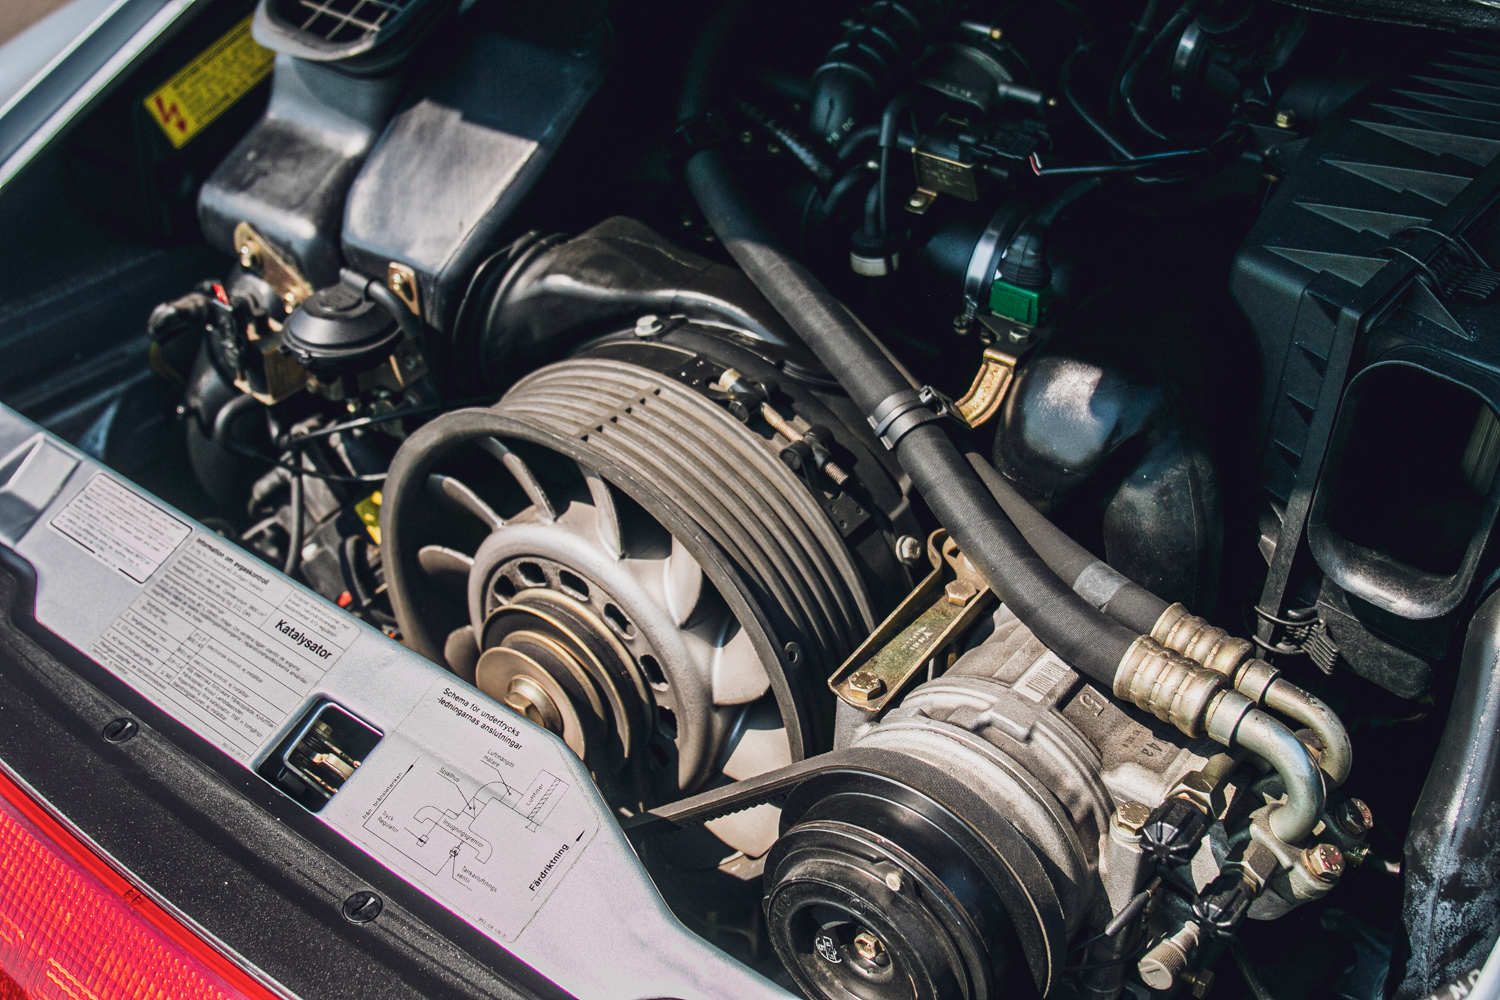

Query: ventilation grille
276,0,413,44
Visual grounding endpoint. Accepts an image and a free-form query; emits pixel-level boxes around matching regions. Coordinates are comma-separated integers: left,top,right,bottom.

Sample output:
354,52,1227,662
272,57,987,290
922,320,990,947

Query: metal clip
828,530,993,713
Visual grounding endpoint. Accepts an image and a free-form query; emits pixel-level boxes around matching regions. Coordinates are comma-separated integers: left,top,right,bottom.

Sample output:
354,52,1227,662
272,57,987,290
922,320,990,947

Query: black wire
222,438,387,484
1062,942,1151,972
1061,44,1137,159
1230,938,1278,1000
286,393,499,445
1119,0,1201,142
877,93,914,244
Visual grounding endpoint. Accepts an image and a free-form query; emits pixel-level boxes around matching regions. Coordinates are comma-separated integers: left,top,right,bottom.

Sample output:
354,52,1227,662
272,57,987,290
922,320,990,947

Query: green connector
988,278,1052,326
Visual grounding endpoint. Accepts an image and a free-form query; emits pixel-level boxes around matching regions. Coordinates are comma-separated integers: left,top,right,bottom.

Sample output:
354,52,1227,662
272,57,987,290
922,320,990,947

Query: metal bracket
233,222,313,313
954,346,1017,427
827,530,994,714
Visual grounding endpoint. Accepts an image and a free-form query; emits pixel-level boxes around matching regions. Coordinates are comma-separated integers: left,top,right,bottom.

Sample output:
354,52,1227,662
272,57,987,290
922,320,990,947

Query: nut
853,929,885,962
1114,801,1152,836
895,535,924,565
1336,798,1373,837
1303,843,1344,882
945,580,980,607
1183,967,1215,998
847,670,885,701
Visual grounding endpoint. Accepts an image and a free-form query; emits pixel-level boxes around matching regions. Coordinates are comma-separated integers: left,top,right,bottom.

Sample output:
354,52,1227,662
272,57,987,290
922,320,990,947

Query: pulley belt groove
503,376,857,656
498,360,873,671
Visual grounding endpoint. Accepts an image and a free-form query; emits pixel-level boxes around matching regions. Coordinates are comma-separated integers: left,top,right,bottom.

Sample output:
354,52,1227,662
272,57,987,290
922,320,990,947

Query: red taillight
0,767,285,1000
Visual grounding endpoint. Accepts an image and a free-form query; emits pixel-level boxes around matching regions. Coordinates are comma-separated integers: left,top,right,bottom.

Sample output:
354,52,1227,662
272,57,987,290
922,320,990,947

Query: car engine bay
3,0,1500,996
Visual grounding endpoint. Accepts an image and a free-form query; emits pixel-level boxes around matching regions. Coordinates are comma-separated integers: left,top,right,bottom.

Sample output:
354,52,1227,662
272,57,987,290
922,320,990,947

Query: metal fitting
1114,637,1226,737
1138,921,1201,991
1182,968,1215,998
1303,843,1345,882
1152,603,1256,678
1336,798,1373,837
634,314,664,338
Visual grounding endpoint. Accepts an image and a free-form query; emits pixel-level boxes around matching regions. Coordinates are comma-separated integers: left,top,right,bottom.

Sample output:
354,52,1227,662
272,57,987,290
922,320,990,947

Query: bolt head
1274,109,1297,129
1115,801,1152,835
883,870,903,892
847,670,885,701
952,314,972,334
283,291,298,311
391,272,410,294
1304,843,1344,882
895,535,924,565
634,314,663,338
853,929,886,962
238,244,259,269
945,580,980,607
1337,798,1373,837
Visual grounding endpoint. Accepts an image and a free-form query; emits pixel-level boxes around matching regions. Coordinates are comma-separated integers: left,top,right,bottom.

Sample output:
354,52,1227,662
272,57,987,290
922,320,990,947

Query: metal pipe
1233,707,1326,844
1263,678,1351,787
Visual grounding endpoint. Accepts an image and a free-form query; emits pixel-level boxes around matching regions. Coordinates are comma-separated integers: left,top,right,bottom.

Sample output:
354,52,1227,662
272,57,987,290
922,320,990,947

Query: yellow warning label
144,15,273,149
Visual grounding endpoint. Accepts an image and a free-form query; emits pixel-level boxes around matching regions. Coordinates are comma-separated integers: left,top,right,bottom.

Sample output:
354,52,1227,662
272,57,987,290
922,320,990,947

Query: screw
1336,798,1373,837
634,314,664,338
1303,843,1344,882
1114,801,1152,836
1274,108,1297,129
883,870,903,892
853,929,886,962
895,535,923,565
238,244,259,270
102,717,138,743
341,890,383,923
945,580,980,607
848,669,885,701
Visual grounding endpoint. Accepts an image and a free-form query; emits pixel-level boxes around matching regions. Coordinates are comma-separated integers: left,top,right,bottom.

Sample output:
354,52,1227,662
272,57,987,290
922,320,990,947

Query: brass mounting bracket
828,530,994,714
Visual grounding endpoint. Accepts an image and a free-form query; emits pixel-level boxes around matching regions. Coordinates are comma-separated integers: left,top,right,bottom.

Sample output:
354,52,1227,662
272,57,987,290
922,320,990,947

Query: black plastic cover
199,56,404,287
340,28,609,331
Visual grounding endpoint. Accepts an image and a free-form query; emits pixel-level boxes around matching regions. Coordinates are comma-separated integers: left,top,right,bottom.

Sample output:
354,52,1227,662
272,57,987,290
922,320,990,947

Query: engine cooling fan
380,352,879,847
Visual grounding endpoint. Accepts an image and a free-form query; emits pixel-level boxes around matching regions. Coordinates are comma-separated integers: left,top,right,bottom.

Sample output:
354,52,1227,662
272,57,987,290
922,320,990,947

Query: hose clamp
868,386,954,450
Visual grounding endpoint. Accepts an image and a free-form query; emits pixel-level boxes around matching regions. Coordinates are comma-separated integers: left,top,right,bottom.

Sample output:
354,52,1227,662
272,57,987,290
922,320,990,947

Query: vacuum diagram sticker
144,15,273,148
51,474,190,583
90,534,357,762
324,681,600,942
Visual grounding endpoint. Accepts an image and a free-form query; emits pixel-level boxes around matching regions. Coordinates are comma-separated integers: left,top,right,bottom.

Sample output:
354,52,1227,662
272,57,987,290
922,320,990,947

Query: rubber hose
1264,678,1351,786
682,148,1139,685
1233,707,1326,844
965,450,1169,633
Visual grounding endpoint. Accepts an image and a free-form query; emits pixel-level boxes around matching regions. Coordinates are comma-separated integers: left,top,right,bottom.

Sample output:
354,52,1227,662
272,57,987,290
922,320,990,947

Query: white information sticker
50,474,191,583
90,533,358,762
325,680,600,942
1014,651,1073,703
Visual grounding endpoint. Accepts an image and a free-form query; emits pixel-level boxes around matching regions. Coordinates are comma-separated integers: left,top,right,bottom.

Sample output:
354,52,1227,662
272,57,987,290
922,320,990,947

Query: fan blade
711,623,771,706
426,474,503,532
663,536,705,628
580,464,622,559
721,703,791,780
478,437,555,522
417,544,474,586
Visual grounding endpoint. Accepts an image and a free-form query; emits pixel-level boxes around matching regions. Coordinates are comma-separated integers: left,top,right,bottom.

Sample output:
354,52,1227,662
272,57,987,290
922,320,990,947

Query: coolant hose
682,148,1139,686
1233,706,1326,844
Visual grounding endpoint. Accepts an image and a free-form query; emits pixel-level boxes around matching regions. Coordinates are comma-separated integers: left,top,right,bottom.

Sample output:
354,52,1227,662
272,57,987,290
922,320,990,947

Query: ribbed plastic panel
497,359,874,668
